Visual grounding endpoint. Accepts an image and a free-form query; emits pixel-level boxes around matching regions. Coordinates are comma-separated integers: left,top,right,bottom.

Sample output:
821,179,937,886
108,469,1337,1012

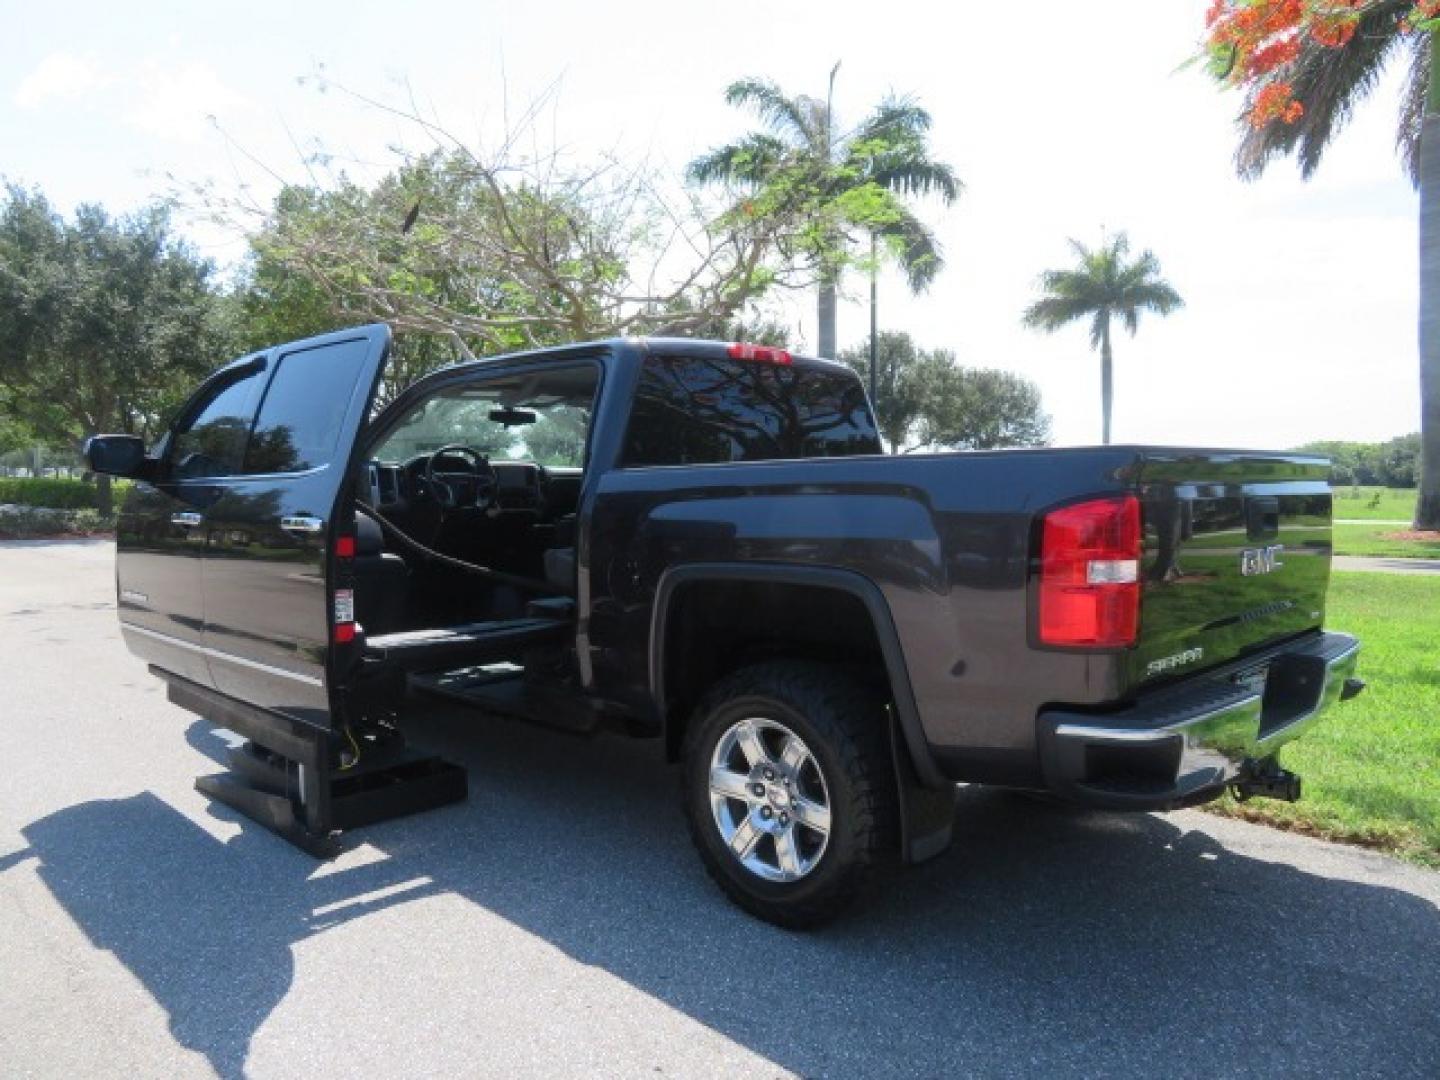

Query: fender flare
648,562,948,790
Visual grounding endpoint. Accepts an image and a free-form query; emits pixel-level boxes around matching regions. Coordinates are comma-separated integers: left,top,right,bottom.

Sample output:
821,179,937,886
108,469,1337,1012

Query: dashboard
365,453,568,516
367,455,541,513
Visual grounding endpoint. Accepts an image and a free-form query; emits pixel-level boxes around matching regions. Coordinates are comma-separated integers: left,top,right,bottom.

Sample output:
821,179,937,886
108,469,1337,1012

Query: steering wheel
424,444,498,511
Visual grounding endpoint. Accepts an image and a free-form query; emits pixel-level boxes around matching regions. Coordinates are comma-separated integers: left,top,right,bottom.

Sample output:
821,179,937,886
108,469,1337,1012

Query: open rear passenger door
199,325,389,726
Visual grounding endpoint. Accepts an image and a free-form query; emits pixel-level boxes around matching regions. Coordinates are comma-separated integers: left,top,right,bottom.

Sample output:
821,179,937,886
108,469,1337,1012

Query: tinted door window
244,340,368,474
622,355,880,466
172,370,264,479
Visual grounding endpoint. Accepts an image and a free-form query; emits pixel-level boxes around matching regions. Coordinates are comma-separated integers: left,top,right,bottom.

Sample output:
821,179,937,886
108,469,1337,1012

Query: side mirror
83,434,149,478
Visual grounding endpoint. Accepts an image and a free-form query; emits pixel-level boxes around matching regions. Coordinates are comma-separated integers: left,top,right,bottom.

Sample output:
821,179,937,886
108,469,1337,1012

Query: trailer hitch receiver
1232,758,1302,803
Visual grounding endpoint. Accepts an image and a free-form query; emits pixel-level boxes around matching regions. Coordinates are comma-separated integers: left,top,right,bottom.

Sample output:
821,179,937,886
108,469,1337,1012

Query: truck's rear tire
681,661,897,929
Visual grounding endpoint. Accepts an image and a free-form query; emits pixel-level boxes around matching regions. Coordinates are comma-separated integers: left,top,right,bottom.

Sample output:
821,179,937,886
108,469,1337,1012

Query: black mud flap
889,708,959,864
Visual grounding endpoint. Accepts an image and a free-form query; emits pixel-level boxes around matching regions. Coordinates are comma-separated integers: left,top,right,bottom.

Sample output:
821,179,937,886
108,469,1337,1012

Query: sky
1,0,1421,449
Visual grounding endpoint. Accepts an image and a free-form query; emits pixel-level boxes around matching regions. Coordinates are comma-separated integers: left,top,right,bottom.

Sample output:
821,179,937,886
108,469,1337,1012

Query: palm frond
1035,267,1111,307
1236,0,1408,181
1088,310,1110,350
852,98,933,144
1065,236,1097,266
724,79,813,140
1398,33,1430,186
1022,294,1095,333
868,159,962,203
685,133,789,189
1115,248,1161,290
1125,280,1184,319
874,202,944,291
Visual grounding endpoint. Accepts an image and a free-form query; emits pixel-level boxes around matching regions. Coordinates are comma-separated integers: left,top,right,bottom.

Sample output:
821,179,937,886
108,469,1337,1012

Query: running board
157,668,467,857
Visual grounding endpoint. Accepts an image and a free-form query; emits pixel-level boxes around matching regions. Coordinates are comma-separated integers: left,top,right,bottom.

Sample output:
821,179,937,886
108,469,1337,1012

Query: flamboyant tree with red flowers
1202,1,1440,529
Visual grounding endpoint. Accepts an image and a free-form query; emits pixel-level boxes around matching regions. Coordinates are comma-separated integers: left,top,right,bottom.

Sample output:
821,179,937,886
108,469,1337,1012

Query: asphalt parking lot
2,539,1437,1078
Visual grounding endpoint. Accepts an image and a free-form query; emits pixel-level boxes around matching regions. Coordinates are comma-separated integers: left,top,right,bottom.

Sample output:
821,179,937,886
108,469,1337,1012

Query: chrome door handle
170,512,203,527
280,515,325,534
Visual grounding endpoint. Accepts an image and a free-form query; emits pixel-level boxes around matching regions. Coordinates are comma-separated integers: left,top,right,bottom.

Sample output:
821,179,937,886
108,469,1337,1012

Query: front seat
353,509,410,635
543,514,577,593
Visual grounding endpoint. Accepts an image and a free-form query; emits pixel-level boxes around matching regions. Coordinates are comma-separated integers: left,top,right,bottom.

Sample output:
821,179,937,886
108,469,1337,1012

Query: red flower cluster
1311,18,1357,47
1250,81,1305,128
1204,2,1431,128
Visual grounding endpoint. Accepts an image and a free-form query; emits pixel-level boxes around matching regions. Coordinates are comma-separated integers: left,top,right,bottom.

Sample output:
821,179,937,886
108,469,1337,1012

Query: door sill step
409,665,600,735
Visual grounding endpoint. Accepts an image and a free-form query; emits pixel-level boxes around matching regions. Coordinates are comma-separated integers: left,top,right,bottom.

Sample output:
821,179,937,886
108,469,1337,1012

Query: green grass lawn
1330,485,1417,521
1332,523,1440,559
1206,571,1440,867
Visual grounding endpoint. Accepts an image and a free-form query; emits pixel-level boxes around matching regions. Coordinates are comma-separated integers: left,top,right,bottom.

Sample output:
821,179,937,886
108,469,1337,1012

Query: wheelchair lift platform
158,667,466,857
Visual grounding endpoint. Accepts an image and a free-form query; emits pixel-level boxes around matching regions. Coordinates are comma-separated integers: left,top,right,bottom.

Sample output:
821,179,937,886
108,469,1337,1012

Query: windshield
373,364,598,468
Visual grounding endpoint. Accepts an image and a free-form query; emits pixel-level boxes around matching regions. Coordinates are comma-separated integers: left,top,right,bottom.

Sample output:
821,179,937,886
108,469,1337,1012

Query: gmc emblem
1240,544,1285,576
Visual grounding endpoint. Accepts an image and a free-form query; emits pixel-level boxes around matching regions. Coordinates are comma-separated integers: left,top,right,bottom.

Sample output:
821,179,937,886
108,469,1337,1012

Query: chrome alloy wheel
707,717,832,883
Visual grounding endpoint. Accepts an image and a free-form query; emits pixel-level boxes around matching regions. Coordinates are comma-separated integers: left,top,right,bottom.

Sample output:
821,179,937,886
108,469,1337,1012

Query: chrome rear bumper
1037,632,1360,810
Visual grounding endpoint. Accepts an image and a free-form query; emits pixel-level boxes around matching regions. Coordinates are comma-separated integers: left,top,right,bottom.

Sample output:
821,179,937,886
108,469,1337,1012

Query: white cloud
124,59,251,142
13,51,106,109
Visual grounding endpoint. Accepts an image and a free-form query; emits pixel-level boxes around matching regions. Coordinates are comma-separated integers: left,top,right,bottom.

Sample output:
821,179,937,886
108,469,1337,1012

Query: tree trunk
1100,316,1114,445
1417,31,1440,530
95,473,114,518
817,274,838,361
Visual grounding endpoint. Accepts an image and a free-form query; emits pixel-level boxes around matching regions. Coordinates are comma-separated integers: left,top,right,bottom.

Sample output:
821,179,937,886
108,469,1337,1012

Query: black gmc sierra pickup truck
86,324,1364,926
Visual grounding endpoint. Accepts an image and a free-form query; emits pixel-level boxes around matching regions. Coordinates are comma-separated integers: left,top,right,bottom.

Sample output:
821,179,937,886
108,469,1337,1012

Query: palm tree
1022,233,1183,445
1218,3,1438,528
687,66,960,360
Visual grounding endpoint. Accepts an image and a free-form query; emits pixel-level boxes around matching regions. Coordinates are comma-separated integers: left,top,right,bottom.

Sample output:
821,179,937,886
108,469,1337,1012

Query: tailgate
1130,450,1332,690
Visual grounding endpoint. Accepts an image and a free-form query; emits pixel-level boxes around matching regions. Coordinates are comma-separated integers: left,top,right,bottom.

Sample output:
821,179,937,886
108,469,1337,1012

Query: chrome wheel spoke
791,795,830,837
774,828,802,878
729,817,763,860
733,720,770,769
779,734,807,773
709,766,753,802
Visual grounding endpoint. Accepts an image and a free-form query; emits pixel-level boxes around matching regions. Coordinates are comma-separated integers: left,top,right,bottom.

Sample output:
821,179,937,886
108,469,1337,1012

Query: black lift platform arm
156,668,466,857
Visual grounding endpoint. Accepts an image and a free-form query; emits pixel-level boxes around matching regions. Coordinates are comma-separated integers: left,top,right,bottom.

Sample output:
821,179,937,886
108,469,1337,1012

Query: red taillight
727,342,792,365
335,535,356,559
1038,495,1141,648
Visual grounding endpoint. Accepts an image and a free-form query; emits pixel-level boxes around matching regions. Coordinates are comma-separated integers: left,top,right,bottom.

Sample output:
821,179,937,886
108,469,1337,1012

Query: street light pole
869,232,879,446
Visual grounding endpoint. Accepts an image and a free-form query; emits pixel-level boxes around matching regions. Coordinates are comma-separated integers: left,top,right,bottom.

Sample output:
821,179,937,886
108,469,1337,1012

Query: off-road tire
681,661,898,929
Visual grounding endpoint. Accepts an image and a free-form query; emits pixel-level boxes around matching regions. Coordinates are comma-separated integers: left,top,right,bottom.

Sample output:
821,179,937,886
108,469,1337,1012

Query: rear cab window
622,354,880,466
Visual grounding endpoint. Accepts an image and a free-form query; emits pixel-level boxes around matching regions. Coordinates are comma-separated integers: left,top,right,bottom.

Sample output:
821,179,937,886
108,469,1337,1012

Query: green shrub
0,505,112,538
0,477,132,510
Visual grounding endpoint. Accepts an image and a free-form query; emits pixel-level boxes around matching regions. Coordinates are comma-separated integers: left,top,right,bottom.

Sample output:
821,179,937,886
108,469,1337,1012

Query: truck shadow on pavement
15,710,1440,1078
